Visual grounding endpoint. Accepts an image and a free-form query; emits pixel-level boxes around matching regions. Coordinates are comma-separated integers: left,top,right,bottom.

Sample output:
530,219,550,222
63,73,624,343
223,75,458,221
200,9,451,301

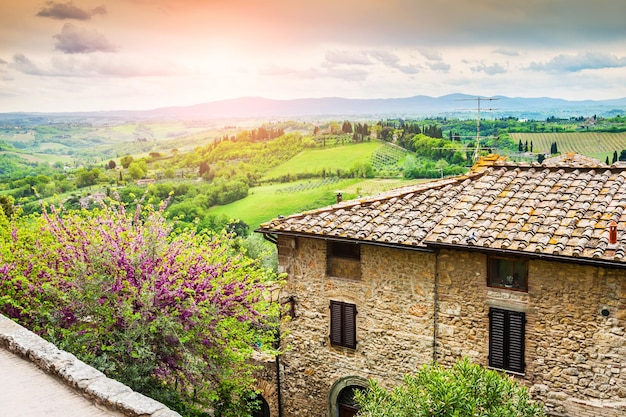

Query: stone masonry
0,314,182,417
265,236,626,417
435,249,626,416
275,235,436,416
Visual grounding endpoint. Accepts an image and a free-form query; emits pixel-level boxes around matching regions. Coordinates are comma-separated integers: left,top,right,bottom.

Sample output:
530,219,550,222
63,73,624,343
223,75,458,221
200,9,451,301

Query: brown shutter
330,301,343,346
344,303,357,349
507,311,525,373
489,308,506,369
329,301,357,349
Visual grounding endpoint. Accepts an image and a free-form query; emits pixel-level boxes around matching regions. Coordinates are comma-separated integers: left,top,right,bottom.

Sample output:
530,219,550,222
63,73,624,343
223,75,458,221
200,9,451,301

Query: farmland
208,177,424,230
510,132,626,162
261,140,383,181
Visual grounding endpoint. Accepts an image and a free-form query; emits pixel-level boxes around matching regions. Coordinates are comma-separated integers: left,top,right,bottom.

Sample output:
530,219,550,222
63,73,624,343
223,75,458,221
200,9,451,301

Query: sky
1,0,626,113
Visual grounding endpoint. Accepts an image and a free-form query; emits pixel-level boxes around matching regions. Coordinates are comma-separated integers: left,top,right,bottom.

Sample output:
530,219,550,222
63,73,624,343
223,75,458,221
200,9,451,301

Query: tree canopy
355,358,545,417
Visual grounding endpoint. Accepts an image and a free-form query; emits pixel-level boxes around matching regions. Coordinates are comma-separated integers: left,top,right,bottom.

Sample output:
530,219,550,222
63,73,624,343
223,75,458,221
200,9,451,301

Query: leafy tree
329,121,341,135
355,358,545,417
75,167,102,188
108,160,117,170
613,151,618,164
163,168,176,179
120,155,134,169
0,195,16,219
127,161,146,180
0,200,281,416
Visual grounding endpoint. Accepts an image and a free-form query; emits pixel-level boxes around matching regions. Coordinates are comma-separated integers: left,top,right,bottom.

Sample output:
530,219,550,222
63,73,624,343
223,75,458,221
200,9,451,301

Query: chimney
609,221,618,245
336,192,343,203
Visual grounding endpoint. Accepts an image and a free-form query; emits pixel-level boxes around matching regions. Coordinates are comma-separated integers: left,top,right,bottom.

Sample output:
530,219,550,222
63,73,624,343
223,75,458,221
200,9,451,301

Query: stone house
256,154,626,417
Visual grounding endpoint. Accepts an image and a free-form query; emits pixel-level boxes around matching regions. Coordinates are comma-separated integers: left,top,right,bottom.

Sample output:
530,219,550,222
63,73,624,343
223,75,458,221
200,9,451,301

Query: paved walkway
0,347,121,417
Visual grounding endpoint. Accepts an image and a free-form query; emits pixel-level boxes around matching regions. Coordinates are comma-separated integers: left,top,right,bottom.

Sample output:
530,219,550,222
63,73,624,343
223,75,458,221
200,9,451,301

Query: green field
262,141,382,180
510,132,626,162
208,177,427,229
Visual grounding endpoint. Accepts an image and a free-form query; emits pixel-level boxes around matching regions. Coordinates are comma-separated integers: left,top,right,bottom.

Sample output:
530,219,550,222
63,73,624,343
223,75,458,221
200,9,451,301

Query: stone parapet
0,314,182,417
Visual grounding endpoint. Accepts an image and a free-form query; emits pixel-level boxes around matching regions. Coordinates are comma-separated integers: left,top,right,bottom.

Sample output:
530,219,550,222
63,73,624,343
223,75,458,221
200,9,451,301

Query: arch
251,394,270,417
328,375,368,417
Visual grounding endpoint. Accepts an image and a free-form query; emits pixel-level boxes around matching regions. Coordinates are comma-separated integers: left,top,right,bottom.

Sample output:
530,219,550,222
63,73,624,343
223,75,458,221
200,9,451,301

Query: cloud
493,48,519,57
427,61,451,72
37,1,107,20
9,53,180,78
527,52,626,72
0,58,7,65
367,50,400,66
260,65,368,82
366,49,421,74
11,54,49,76
418,49,443,61
324,50,372,66
471,62,507,75
53,23,117,54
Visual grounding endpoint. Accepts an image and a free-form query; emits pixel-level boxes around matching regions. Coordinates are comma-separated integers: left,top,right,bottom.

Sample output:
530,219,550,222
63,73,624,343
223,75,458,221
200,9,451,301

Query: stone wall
276,235,436,417
0,314,181,417
435,249,626,417
273,236,626,417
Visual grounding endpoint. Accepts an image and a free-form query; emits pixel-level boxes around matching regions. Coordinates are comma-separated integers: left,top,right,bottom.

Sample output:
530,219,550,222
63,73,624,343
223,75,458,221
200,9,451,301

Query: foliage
355,358,545,417
0,200,282,416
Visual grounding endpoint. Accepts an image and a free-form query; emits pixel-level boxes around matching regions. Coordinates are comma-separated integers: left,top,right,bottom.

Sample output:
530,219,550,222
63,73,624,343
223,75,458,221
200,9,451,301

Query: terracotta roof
258,154,626,265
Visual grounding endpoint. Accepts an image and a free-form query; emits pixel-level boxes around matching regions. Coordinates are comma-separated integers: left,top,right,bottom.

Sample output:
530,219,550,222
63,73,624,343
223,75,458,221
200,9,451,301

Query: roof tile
258,154,626,265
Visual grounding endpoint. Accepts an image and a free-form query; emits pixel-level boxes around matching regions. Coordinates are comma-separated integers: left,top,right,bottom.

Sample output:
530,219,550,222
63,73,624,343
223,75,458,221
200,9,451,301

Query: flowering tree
0,199,281,416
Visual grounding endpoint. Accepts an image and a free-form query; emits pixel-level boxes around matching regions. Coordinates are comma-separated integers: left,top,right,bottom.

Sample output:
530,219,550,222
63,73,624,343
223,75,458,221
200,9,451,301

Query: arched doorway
251,394,270,417
328,376,368,417
337,385,365,417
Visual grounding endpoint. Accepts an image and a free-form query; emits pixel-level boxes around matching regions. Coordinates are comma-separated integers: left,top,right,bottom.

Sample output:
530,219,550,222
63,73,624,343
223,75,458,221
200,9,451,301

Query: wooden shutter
343,303,357,349
330,301,343,346
489,308,525,373
507,311,525,373
329,301,357,349
489,308,506,369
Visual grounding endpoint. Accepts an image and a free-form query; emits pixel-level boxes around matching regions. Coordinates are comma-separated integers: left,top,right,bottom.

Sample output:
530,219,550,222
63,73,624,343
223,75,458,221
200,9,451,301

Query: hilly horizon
2,94,626,123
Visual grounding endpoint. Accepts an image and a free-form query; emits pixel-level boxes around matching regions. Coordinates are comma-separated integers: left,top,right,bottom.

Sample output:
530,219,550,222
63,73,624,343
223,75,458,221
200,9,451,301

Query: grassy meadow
262,141,382,180
208,177,427,229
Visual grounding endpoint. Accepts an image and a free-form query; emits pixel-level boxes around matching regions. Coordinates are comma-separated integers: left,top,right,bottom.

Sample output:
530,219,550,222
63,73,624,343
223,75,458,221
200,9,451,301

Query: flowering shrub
0,199,281,416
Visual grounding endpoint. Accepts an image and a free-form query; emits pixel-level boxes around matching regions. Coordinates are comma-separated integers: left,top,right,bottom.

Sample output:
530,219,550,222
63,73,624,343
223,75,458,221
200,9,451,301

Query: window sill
330,343,357,353
327,275,362,281
487,366,525,378
487,285,528,293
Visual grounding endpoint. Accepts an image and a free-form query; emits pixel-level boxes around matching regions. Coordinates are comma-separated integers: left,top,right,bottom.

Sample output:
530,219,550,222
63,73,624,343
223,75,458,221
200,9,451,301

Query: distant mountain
132,94,626,120
2,94,626,122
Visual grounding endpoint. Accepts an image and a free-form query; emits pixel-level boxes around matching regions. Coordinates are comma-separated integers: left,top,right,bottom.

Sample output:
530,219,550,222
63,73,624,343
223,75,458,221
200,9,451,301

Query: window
327,241,361,279
329,300,357,349
489,308,525,373
488,257,527,291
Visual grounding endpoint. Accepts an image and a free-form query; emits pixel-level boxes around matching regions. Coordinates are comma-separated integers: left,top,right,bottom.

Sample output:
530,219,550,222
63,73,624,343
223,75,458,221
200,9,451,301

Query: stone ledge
0,314,182,417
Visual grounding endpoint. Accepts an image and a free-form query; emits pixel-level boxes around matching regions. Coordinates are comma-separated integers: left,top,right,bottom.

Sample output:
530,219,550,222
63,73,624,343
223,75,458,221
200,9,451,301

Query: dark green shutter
489,308,506,369
489,308,525,373
507,311,525,373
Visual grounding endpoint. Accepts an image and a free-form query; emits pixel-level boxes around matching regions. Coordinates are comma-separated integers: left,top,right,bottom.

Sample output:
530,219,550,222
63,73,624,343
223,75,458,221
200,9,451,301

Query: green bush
355,358,545,417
